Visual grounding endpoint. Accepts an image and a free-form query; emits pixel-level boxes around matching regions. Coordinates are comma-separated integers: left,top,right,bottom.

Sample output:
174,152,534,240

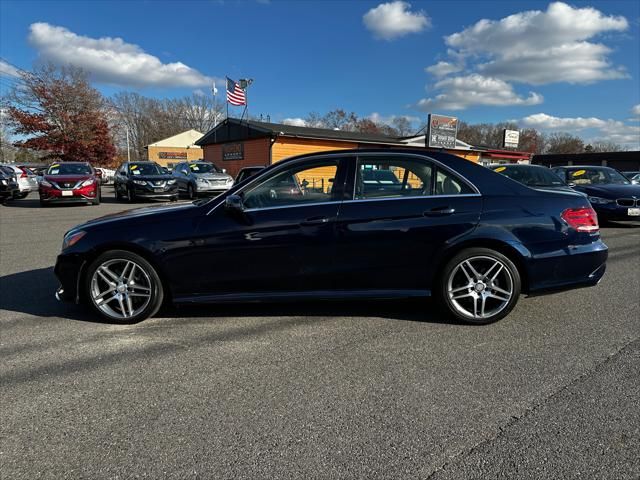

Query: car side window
242,159,340,210
434,168,474,195
355,156,433,200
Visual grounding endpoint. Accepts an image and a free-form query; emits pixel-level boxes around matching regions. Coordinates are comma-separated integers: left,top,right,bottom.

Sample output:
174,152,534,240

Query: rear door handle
300,216,331,226
424,207,456,217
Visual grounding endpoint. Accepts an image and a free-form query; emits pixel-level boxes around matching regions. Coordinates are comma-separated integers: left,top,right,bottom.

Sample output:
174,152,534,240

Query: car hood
193,172,232,181
45,174,94,183
574,184,640,198
129,174,175,182
76,201,200,230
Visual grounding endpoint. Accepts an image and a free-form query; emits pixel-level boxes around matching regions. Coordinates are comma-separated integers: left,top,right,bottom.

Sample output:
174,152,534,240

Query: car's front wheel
84,250,164,323
439,248,521,325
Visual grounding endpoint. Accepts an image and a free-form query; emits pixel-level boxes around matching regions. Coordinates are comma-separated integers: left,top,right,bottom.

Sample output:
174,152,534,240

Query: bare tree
545,132,585,154
586,141,623,153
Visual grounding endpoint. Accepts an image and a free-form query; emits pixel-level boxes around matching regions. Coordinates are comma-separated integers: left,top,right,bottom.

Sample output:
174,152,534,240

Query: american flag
226,77,246,106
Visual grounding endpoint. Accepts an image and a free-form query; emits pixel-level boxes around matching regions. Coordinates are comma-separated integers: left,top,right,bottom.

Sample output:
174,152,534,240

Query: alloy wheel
89,259,153,320
447,255,514,321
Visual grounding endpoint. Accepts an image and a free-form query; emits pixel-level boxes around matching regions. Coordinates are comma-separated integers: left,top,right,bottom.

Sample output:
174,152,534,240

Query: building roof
146,129,204,148
196,118,408,146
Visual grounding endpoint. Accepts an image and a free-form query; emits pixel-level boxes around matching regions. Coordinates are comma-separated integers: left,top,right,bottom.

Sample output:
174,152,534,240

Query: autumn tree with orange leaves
5,64,116,165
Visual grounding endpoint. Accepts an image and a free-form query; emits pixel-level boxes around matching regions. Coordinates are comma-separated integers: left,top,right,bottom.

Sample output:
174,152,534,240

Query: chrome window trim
243,200,344,213
206,151,482,215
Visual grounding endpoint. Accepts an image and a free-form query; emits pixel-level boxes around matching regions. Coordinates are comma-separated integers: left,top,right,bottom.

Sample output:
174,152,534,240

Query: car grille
616,198,639,207
51,180,81,190
151,181,166,187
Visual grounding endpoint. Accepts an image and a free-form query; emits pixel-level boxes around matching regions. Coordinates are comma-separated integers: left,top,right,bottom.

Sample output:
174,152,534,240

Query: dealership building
195,118,531,176
146,129,204,167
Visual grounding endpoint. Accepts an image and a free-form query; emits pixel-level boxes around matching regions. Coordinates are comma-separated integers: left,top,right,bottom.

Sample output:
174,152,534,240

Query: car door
171,156,349,298
114,164,127,195
333,153,482,292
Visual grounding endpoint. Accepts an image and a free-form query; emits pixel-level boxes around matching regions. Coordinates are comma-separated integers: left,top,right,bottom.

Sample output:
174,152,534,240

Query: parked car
235,166,266,184
55,150,607,325
95,167,115,185
622,171,640,184
0,166,19,201
0,164,38,198
39,162,101,207
172,161,234,199
114,161,178,202
489,164,578,193
552,166,640,222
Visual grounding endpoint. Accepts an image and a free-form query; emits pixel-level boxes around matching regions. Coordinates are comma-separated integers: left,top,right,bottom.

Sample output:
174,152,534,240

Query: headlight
0,179,6,185
168,179,177,185
81,179,95,187
41,180,52,188
197,178,207,183
226,177,234,183
62,230,86,250
588,196,614,205
133,179,147,186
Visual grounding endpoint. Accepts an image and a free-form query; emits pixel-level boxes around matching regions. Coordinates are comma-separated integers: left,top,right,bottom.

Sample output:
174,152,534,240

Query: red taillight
561,207,599,233
18,167,28,178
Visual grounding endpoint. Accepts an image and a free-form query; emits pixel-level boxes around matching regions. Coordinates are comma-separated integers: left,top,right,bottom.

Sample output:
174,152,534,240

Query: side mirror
225,194,244,212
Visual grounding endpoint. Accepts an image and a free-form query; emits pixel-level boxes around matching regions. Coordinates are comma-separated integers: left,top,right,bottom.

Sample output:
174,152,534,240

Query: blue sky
1,0,639,146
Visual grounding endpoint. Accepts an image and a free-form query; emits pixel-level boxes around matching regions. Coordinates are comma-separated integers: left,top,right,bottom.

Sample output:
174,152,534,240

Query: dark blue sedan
552,166,640,222
54,150,607,325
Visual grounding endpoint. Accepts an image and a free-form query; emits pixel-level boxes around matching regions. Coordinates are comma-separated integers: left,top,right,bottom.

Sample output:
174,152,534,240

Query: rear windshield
492,165,565,187
129,163,164,176
47,163,93,175
188,163,221,174
566,167,630,185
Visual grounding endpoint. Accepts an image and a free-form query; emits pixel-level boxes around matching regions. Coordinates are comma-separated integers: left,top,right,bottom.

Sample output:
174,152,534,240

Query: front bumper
40,184,98,203
133,184,178,199
54,253,86,303
592,203,640,221
195,182,232,194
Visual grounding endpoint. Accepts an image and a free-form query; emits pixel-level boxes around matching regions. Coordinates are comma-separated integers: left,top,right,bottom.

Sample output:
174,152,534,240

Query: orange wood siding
271,137,358,163
148,146,203,166
202,138,271,177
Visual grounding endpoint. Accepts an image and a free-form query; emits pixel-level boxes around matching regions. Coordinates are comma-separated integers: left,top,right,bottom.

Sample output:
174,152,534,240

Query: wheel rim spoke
448,255,514,320
90,258,152,320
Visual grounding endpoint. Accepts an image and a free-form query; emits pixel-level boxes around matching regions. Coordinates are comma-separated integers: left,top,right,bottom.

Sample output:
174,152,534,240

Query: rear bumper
526,239,608,295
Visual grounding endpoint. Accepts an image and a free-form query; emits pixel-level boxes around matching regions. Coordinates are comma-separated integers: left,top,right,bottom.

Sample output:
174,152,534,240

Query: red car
39,162,101,207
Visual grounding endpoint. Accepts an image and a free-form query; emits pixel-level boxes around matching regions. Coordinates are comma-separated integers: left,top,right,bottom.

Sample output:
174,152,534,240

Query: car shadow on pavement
0,266,460,326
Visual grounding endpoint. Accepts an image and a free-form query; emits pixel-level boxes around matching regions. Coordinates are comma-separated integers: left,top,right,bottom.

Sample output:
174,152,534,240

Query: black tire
115,187,123,201
15,192,28,199
187,184,195,200
437,247,521,325
84,250,164,323
170,195,178,202
92,190,101,205
127,187,136,203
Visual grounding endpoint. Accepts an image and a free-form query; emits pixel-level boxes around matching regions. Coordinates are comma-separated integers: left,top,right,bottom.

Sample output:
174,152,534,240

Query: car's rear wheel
84,250,164,323
439,248,521,325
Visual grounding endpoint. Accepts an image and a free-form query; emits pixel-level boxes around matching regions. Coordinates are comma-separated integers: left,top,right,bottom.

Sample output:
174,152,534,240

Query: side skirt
173,289,431,305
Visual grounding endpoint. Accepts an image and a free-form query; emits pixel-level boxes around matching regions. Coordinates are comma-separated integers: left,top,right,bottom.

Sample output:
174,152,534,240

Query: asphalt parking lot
1,190,639,479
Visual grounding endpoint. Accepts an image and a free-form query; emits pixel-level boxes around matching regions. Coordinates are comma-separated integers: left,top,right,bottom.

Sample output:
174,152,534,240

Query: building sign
503,129,520,148
158,151,188,160
222,142,244,161
427,114,458,149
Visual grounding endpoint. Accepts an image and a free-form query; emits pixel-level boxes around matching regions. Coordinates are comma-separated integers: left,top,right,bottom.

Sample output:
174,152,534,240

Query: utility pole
126,127,131,162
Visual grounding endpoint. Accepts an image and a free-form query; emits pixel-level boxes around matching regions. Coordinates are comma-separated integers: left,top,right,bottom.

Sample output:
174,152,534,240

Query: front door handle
424,207,456,217
300,216,331,226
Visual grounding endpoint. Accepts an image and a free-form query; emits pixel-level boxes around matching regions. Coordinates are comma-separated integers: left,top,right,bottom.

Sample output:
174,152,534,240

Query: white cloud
363,1,430,40
425,61,462,78
28,22,214,88
521,112,640,148
443,2,628,85
368,112,420,124
632,104,640,116
282,118,307,127
0,60,20,78
418,74,543,111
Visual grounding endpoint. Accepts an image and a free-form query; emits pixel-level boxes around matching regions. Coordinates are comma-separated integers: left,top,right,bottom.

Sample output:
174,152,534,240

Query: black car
0,166,19,201
114,161,178,202
55,150,607,325
490,164,577,194
552,166,640,221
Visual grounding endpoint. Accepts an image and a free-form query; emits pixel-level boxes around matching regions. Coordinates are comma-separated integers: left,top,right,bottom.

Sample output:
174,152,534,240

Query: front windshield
129,163,164,176
47,163,92,175
189,162,221,174
567,167,630,185
493,165,565,187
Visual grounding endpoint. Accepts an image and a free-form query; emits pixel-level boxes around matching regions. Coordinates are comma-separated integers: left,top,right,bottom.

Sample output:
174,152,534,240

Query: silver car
172,161,234,199
1,164,38,198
